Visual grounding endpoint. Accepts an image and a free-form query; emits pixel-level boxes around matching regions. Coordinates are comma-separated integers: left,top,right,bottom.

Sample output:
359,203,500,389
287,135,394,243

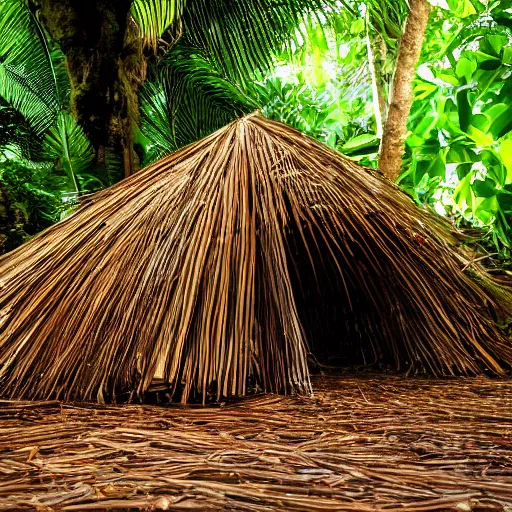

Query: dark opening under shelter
0,113,511,403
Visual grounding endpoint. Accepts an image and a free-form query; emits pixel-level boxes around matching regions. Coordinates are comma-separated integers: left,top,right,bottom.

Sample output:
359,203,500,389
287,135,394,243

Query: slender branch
366,17,388,139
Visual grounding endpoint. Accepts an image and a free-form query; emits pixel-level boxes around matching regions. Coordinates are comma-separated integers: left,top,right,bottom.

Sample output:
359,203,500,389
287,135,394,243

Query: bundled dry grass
0,113,511,403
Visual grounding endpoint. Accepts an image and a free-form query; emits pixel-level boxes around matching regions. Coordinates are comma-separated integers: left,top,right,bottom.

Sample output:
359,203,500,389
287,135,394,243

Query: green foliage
0,0,62,134
2,0,512,257
0,0,103,226
0,159,61,237
365,0,408,45
0,100,40,158
139,7,377,162
131,0,184,49
400,0,512,252
43,111,95,193
179,0,331,85
252,16,376,161
139,48,254,163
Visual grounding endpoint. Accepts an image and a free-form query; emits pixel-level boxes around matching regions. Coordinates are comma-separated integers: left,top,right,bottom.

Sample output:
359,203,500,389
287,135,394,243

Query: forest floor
1,374,511,511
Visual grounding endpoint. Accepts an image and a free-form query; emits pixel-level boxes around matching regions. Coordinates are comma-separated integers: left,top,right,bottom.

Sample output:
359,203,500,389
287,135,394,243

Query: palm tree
21,0,333,175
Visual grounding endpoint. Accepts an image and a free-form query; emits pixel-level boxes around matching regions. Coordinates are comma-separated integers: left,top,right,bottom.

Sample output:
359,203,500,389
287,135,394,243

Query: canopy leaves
130,0,185,49
0,0,62,134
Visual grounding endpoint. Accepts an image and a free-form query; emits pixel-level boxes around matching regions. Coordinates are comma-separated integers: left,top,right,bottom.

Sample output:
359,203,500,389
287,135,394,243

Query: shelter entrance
284,213,389,372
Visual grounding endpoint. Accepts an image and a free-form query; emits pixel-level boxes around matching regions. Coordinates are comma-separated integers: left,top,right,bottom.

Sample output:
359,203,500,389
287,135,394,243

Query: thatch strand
1,375,512,510
0,113,511,403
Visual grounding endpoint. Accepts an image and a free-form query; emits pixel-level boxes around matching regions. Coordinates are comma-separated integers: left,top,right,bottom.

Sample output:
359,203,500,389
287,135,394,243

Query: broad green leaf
350,18,365,35
467,125,494,147
474,196,498,223
426,155,446,179
481,150,506,184
414,114,438,138
499,139,512,184
471,113,490,132
413,161,430,187
446,146,476,164
485,103,512,138
456,162,473,180
479,36,501,57
497,190,512,213
486,35,509,56
473,51,501,64
436,73,460,86
413,82,438,101
455,57,476,81
447,0,476,16
503,47,512,64
406,134,426,148
472,178,497,197
479,59,502,71
454,172,474,211
456,89,471,132
443,98,457,113
341,134,379,155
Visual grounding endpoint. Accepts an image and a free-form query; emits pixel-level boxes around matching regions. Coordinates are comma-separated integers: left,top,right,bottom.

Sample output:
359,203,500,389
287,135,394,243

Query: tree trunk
35,0,144,176
378,0,430,182
366,26,388,139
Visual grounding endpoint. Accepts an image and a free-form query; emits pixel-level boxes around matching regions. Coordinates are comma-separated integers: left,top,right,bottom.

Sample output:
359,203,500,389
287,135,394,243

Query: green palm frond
137,0,344,159
0,0,63,134
43,112,94,193
179,0,333,85
131,0,185,49
140,48,256,162
104,148,124,187
139,74,176,161
47,35,71,109
0,100,42,158
366,0,409,44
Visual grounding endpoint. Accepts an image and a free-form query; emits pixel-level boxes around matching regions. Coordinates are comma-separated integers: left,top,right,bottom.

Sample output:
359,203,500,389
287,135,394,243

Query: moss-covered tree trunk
34,0,144,176
378,0,430,182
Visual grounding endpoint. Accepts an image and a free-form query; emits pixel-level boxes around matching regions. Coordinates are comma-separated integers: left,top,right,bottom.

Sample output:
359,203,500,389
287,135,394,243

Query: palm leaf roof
0,113,511,403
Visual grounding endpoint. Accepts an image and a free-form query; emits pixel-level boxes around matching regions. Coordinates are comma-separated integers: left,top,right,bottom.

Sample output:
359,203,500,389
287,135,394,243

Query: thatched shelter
0,113,511,403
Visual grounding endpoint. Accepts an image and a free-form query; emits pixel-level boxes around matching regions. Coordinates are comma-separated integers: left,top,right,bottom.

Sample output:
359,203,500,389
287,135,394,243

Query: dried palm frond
0,113,511,404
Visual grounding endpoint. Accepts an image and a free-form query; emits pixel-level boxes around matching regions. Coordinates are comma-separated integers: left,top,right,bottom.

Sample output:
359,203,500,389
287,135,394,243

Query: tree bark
366,26,388,139
378,0,430,182
34,0,144,176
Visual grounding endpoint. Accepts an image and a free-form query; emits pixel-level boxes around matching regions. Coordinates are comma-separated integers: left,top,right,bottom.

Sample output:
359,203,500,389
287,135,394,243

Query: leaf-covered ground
1,374,511,511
